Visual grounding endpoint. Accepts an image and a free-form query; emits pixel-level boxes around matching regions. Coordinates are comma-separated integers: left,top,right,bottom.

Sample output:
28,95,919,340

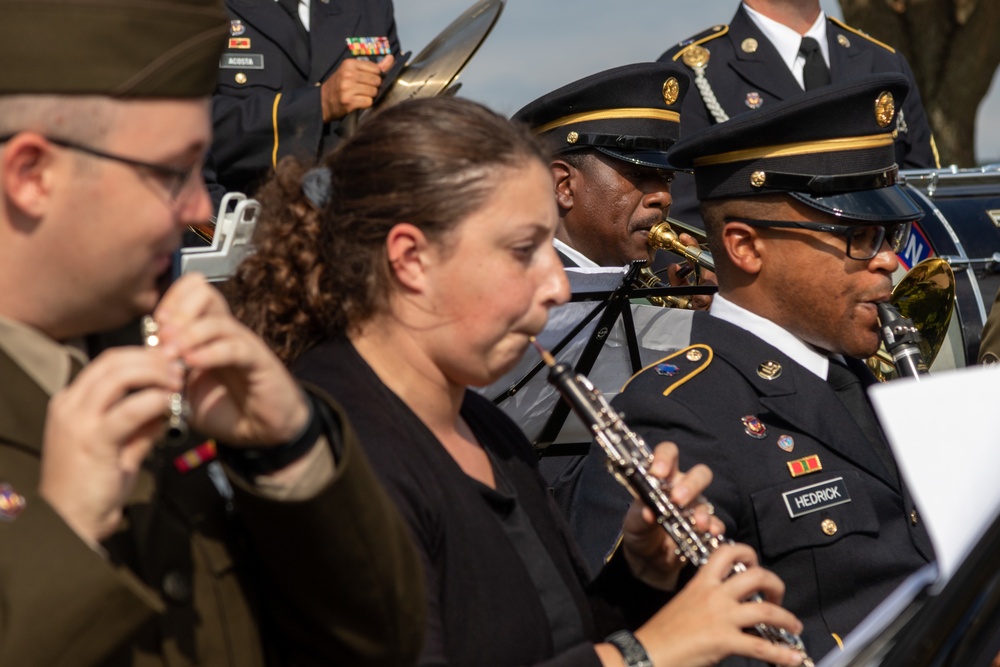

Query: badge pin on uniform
742,415,767,439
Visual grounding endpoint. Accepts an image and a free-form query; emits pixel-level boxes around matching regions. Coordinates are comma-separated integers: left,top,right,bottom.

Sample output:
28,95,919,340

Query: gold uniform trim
271,92,283,169
533,108,680,136
620,344,714,397
829,17,896,54
672,24,729,62
693,133,895,167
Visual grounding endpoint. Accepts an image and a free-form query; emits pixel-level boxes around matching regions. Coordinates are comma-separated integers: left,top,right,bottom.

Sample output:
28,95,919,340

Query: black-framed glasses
0,133,201,204
733,218,912,260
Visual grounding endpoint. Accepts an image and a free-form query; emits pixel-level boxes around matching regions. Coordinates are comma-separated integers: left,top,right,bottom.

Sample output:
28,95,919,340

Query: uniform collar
709,293,830,379
552,238,600,269
742,3,828,87
0,314,87,396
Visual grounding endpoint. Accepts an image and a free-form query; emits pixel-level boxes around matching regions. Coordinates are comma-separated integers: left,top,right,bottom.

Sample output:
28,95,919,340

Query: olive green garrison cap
0,0,229,97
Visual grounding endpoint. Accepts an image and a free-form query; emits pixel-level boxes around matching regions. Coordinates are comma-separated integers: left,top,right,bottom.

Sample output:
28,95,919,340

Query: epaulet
828,16,896,54
621,344,713,397
665,24,729,64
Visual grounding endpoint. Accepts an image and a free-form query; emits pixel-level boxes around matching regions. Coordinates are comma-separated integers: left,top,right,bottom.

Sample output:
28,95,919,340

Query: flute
141,316,190,441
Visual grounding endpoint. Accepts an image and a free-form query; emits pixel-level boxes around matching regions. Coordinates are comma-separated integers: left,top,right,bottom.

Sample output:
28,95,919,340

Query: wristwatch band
605,629,653,667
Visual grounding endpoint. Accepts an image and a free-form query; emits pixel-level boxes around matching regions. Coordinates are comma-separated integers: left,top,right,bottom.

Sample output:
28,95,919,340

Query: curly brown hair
229,96,549,363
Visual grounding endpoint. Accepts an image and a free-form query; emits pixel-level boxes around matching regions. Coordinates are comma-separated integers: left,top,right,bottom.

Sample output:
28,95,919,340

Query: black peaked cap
668,72,925,222
512,62,691,170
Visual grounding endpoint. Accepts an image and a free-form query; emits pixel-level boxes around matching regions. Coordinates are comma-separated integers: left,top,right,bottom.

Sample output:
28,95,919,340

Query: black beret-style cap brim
0,0,229,98
791,184,925,223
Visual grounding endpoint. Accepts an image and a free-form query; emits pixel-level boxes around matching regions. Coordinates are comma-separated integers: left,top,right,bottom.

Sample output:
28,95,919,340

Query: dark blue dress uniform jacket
570,311,934,661
206,0,398,201
657,6,938,227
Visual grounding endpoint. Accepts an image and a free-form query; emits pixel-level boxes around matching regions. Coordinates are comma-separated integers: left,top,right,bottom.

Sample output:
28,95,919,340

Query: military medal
174,440,218,474
742,415,767,439
788,454,823,477
0,483,26,521
346,36,391,60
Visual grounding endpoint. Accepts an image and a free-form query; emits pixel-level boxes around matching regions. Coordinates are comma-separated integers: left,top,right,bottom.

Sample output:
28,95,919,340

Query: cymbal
376,0,504,109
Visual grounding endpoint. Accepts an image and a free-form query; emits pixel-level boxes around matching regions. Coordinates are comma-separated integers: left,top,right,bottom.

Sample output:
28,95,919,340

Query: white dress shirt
742,3,829,90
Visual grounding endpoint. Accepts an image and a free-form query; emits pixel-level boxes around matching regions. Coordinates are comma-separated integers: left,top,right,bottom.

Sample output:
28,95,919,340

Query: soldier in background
660,0,938,228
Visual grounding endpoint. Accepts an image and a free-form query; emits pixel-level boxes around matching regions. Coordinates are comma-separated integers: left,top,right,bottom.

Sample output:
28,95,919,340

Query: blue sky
393,0,1000,164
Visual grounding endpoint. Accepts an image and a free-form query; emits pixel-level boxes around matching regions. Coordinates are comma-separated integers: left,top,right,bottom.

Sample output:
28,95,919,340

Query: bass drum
898,167,1000,368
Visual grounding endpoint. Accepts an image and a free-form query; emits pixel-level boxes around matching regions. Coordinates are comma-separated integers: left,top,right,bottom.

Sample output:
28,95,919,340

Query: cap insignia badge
757,360,782,380
741,38,758,54
874,91,895,128
662,77,680,106
742,415,767,439
777,435,795,453
745,92,762,109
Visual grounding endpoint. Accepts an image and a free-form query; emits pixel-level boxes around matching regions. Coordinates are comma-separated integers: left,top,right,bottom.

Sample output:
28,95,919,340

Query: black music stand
489,261,714,457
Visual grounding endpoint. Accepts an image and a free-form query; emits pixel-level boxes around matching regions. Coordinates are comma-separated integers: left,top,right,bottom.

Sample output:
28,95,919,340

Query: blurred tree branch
839,0,1000,165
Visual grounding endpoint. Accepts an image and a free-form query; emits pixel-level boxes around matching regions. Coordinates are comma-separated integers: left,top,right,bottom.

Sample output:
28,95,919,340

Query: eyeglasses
0,133,202,204
733,218,911,261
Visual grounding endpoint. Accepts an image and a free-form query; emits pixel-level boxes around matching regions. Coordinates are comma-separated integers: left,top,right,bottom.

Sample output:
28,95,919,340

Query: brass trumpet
648,218,714,273
637,218,716,309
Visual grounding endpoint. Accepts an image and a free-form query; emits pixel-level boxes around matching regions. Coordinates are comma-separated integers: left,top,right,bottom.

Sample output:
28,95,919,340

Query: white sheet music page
868,363,1000,582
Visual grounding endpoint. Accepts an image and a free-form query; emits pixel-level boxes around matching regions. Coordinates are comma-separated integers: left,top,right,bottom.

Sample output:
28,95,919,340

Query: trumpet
141,316,190,441
532,340,815,667
647,218,714,273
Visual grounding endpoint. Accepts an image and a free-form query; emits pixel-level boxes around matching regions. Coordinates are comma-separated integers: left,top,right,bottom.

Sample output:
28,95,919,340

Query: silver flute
141,316,190,441
532,341,814,667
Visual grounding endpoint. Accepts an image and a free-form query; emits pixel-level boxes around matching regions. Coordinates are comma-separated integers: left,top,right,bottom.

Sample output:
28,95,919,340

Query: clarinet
532,340,815,667
876,303,928,379
141,316,190,441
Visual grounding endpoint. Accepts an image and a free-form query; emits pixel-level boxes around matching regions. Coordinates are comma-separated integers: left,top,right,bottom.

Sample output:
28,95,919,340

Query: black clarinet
876,303,928,379
532,340,815,667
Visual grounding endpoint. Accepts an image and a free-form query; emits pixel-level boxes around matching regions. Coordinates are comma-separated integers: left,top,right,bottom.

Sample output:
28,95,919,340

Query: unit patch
782,476,851,518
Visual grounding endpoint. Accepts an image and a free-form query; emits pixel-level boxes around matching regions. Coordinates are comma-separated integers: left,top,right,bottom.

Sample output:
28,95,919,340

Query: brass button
821,518,838,536
162,570,192,604
234,72,247,84
566,131,579,144
910,509,919,526
686,348,703,362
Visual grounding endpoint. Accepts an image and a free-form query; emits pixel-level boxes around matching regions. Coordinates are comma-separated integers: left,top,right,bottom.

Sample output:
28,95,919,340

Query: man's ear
386,222,431,292
721,221,764,276
551,159,575,212
1,133,56,223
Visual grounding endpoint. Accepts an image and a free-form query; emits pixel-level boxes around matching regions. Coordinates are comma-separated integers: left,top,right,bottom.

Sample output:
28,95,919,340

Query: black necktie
826,359,898,485
799,36,831,91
